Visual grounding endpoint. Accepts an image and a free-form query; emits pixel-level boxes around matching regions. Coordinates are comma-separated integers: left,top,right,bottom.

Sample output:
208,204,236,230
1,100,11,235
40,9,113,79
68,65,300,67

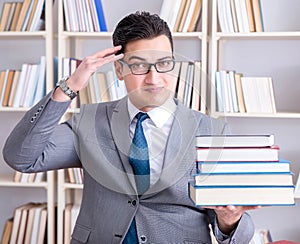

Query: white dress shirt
128,96,177,186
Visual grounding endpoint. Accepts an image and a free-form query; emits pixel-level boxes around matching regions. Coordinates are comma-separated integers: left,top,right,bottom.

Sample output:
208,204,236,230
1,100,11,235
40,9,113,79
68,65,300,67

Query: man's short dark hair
112,11,173,55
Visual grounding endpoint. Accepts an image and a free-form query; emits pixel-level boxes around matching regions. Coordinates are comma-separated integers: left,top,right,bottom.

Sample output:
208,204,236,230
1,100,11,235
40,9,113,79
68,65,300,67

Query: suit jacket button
131,200,137,206
140,235,147,243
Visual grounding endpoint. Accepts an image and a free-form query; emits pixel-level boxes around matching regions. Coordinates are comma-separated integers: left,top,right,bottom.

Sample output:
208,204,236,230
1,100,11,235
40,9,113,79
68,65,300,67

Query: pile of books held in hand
189,134,295,206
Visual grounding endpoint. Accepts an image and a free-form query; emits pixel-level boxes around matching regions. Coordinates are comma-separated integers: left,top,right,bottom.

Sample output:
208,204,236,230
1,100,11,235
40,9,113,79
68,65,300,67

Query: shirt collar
127,96,177,128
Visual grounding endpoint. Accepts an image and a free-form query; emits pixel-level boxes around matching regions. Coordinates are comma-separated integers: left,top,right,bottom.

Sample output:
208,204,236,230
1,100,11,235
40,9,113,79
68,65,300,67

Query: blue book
192,171,294,186
188,182,295,206
94,0,107,31
196,158,291,174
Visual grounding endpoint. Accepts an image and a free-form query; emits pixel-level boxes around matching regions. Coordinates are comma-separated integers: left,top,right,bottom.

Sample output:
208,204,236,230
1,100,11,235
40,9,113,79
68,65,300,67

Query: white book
196,134,275,148
67,0,79,31
215,71,224,112
106,70,118,101
12,64,28,107
21,64,40,108
29,206,44,244
21,0,35,31
238,0,250,32
63,0,71,31
233,0,245,32
167,0,183,31
88,0,100,32
32,56,46,106
217,0,228,32
29,0,45,31
223,0,235,32
182,0,197,32
241,76,260,113
228,70,239,112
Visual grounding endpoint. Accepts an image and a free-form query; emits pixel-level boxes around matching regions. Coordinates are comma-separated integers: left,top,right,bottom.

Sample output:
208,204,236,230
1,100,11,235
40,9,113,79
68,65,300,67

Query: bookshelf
56,0,208,243
0,0,300,242
210,0,300,241
210,0,300,118
0,0,55,243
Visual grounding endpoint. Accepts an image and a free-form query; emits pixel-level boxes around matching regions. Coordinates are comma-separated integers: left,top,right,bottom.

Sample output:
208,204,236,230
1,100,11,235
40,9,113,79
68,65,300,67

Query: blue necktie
123,112,150,244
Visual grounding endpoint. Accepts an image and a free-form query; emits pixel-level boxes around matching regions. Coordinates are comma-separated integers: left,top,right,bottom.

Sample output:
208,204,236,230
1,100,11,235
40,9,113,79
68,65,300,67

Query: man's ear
114,61,123,80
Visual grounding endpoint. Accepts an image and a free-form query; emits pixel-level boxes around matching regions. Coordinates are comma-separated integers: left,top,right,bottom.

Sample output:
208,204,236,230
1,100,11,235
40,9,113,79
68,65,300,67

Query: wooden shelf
0,174,48,188
211,112,300,119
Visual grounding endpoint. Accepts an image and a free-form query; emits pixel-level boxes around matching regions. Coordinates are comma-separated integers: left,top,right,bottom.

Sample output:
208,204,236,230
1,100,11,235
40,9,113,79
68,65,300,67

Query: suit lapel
109,97,137,194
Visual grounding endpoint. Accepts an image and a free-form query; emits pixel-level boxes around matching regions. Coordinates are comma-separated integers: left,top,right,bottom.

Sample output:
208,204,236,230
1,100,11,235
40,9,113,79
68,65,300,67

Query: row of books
63,0,107,32
217,0,264,33
13,171,46,183
189,134,295,206
215,70,276,113
160,0,202,32
59,57,127,109
66,168,84,184
1,202,47,244
0,0,45,32
0,56,46,109
173,60,202,111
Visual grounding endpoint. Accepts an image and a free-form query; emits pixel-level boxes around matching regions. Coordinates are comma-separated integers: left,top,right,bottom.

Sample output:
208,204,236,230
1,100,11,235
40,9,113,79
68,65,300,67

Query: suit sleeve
2,90,82,173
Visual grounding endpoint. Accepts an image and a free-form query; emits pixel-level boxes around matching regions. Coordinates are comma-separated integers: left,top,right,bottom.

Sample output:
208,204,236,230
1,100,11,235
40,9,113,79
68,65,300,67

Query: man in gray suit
3,11,257,243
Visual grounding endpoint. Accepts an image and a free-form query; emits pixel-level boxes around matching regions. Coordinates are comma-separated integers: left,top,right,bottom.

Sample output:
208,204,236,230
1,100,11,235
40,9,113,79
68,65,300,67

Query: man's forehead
124,49,173,60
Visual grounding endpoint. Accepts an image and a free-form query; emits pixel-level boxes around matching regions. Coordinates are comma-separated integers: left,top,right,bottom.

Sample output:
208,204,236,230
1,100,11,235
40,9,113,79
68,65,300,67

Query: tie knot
136,112,149,123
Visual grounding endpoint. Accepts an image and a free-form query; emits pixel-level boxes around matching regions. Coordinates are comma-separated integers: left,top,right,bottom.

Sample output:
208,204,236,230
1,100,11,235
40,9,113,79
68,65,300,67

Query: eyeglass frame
118,58,176,75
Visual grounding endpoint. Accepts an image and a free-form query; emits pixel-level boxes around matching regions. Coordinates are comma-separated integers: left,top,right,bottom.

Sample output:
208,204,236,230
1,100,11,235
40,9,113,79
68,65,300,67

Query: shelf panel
216,32,300,40
0,31,47,38
63,182,83,189
0,107,29,112
0,175,48,188
211,112,300,119
60,31,203,39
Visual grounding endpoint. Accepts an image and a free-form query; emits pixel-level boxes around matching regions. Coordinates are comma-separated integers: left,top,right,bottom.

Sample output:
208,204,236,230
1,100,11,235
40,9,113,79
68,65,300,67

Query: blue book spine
94,0,107,32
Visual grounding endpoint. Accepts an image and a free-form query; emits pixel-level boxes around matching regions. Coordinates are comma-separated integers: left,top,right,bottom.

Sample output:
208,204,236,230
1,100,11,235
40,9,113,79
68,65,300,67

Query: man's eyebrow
127,55,173,62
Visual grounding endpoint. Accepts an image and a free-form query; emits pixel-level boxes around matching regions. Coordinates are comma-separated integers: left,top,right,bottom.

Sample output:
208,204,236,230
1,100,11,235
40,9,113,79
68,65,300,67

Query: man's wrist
56,76,78,100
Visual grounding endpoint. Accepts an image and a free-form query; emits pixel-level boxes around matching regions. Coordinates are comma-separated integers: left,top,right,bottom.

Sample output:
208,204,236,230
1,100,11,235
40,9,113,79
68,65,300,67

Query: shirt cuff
214,226,232,241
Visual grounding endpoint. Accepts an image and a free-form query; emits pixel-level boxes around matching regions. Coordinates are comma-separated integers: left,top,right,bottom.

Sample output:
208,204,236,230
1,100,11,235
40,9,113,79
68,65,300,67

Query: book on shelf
196,145,279,162
189,183,295,206
241,76,276,114
251,0,264,32
13,171,46,183
66,168,83,184
196,158,291,174
196,134,275,148
193,172,293,186
0,2,12,31
63,0,107,32
1,218,13,244
160,0,202,32
217,0,264,33
234,72,246,113
94,0,107,31
215,71,276,114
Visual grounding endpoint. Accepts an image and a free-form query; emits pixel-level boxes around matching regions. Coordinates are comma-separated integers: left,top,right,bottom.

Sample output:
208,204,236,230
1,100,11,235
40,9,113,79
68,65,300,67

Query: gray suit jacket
3,91,254,244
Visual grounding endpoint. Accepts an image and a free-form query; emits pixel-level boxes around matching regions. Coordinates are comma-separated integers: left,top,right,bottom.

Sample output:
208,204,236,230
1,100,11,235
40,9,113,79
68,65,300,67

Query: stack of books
189,134,295,206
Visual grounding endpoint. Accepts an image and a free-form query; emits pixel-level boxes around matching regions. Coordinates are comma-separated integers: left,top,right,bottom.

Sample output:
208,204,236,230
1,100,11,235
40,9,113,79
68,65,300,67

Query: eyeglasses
119,59,176,75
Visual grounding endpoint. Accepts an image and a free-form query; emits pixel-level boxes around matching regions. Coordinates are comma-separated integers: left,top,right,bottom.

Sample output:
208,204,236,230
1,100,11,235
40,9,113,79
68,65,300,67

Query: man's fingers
92,45,122,59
